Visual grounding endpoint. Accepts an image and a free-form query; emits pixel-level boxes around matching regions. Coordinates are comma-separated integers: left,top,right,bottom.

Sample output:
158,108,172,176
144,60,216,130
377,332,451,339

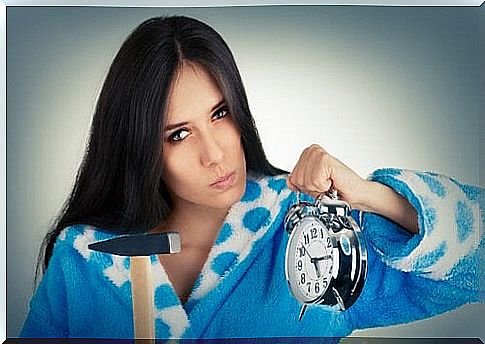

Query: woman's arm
346,168,482,329
285,145,481,329
286,144,418,233
353,181,419,234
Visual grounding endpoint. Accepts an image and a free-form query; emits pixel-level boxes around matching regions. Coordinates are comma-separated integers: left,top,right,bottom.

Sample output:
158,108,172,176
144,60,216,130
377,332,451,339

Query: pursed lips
210,171,236,188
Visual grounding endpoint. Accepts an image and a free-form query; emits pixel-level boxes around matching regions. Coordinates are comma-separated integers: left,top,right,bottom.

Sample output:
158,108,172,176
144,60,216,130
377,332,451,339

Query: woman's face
162,63,247,213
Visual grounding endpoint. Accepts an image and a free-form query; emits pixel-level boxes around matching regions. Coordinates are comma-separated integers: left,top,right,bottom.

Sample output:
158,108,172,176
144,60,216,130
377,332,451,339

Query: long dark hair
38,15,285,277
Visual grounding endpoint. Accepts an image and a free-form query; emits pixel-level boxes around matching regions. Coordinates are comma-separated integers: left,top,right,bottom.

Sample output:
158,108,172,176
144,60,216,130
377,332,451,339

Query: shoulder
243,173,292,202
225,174,295,237
232,174,296,220
58,223,116,245
54,224,120,263
52,225,132,288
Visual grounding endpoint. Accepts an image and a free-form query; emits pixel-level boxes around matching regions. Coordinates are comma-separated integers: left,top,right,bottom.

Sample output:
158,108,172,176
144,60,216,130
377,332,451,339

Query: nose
199,132,224,167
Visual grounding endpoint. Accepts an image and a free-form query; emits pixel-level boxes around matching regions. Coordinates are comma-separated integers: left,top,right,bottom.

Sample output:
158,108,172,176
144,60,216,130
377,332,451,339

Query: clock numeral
307,282,311,293
300,273,306,284
299,246,305,257
315,282,320,294
322,278,328,289
326,236,332,248
297,260,303,271
311,227,317,239
304,233,309,245
320,228,324,238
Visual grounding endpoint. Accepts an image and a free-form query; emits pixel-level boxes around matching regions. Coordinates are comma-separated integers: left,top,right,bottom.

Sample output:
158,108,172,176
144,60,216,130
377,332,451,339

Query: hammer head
88,232,181,256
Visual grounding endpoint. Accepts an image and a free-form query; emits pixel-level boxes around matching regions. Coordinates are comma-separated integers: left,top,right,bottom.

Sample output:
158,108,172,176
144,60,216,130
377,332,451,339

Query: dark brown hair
38,15,284,276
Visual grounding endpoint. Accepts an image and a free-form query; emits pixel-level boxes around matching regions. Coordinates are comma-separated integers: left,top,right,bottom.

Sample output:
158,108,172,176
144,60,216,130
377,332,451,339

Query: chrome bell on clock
284,190,368,320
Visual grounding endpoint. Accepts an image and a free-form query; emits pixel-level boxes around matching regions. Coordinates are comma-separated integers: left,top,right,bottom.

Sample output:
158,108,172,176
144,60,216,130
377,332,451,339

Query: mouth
210,171,236,189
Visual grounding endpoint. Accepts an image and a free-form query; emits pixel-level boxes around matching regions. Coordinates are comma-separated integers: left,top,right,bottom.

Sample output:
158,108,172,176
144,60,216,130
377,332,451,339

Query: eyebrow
164,99,226,132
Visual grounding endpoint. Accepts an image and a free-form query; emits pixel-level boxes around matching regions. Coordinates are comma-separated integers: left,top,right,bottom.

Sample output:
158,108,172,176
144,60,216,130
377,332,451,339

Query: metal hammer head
88,232,181,256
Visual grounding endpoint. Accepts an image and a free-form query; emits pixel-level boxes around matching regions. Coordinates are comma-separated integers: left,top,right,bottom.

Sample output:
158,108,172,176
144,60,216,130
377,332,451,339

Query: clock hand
302,245,321,278
313,259,322,278
313,254,332,262
301,244,313,259
311,254,332,279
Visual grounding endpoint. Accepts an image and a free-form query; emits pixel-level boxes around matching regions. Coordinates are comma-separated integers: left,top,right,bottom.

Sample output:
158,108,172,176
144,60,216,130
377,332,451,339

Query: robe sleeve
347,168,482,330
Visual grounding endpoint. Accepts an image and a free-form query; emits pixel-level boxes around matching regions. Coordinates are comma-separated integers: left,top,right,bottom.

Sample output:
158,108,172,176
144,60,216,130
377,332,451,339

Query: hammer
88,232,181,340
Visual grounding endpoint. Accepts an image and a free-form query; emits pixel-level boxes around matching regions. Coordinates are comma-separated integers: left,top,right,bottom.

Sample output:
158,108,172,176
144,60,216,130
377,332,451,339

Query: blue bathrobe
20,168,482,339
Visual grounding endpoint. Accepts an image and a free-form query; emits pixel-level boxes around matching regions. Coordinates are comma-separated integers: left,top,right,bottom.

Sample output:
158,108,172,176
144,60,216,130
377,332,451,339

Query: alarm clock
284,190,367,320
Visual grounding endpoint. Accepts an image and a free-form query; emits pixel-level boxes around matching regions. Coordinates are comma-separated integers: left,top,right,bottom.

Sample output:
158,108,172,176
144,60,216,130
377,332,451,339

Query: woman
20,15,481,339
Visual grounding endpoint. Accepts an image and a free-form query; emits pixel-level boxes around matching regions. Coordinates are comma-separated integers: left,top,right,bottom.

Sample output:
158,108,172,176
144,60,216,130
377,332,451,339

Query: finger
304,189,325,200
291,145,329,195
286,175,299,192
303,147,330,195
310,154,333,192
289,150,308,190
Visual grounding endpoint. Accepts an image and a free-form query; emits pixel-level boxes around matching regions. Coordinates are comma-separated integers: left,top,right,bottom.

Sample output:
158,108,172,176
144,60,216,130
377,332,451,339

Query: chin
214,176,246,209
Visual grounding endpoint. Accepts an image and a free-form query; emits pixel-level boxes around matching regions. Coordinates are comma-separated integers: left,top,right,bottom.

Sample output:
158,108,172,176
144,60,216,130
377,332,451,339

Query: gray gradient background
7,5,483,338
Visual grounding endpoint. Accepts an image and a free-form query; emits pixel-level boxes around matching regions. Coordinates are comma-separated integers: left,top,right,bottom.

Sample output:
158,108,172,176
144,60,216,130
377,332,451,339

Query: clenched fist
286,144,418,233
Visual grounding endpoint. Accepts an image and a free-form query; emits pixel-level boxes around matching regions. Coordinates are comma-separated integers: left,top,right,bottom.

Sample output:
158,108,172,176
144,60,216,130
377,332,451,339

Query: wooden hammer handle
130,256,155,340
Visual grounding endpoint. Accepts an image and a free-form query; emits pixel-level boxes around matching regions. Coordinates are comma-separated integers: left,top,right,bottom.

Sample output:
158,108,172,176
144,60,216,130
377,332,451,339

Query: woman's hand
286,144,419,234
286,144,368,208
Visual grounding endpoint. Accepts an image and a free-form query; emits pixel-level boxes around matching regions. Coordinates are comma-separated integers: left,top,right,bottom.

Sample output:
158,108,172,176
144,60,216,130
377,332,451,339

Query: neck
156,202,229,251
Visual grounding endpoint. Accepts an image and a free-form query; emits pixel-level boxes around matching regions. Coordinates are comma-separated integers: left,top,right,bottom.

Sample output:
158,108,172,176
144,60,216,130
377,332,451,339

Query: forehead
166,63,223,121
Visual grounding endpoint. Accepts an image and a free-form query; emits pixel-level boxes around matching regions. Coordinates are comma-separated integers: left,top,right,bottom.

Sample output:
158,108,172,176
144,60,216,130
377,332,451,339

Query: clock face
285,217,334,303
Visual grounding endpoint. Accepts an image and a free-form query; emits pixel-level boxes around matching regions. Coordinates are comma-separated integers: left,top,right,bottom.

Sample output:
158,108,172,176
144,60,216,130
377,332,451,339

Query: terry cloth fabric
20,169,483,339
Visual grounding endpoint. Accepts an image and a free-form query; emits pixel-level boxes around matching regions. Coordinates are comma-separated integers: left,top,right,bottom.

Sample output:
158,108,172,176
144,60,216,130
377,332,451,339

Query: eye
212,107,229,121
168,128,190,143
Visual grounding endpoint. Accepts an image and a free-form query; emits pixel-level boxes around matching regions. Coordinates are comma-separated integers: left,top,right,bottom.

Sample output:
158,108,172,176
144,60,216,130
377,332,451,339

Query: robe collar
59,173,294,339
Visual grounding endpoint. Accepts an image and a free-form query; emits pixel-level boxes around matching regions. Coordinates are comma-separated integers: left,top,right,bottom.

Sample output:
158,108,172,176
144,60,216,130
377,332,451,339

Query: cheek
161,147,192,187
223,123,245,160
162,153,203,206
